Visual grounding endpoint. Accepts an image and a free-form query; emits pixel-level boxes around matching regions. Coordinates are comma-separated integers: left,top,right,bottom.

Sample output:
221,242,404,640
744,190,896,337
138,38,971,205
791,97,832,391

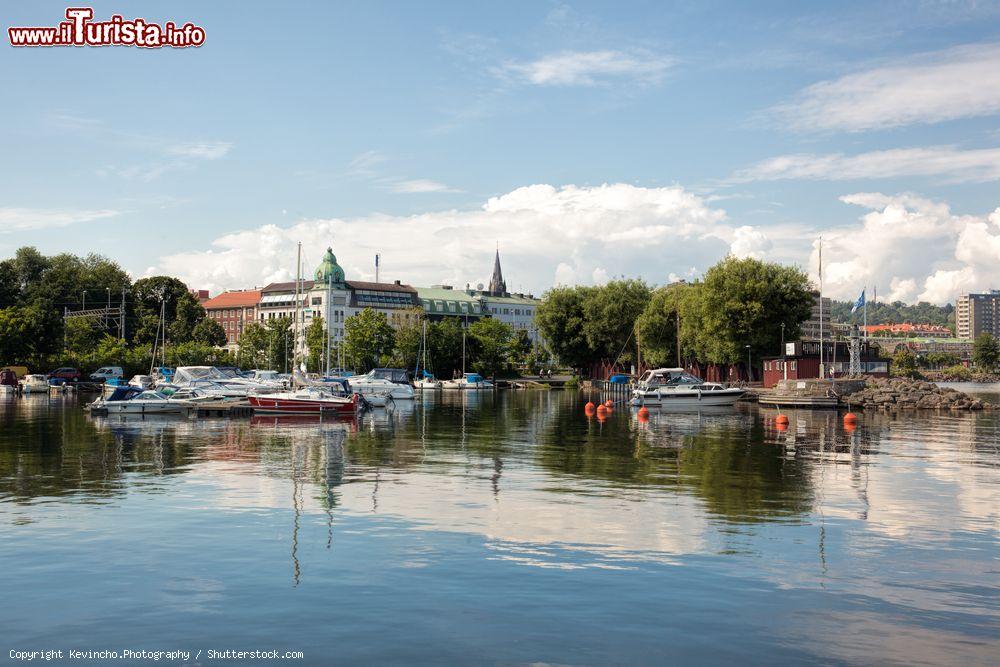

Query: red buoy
776,414,789,424
585,401,596,414
843,412,857,424
637,406,650,423
604,399,614,409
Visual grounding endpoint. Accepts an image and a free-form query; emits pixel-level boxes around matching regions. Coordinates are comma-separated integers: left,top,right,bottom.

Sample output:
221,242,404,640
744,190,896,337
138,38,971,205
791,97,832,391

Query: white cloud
0,207,120,233
774,43,1000,131
501,50,673,86
166,141,233,160
391,179,460,194
729,225,773,259
733,145,1000,183
810,194,1000,304
152,183,748,294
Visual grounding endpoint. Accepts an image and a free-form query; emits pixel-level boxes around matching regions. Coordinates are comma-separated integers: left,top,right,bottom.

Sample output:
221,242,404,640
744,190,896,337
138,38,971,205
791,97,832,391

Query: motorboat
347,368,414,400
248,382,359,415
629,368,745,407
442,372,493,390
21,374,49,393
88,386,195,414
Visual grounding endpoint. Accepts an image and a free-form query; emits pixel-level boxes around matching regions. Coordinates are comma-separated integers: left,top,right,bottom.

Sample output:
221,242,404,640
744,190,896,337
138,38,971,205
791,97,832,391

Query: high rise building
956,290,1000,340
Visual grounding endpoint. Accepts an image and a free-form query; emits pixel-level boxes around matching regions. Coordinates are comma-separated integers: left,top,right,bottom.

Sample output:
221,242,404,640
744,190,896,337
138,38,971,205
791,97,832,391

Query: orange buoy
585,401,596,414
637,407,649,423
776,421,788,432
604,399,614,408
597,404,608,415
843,412,857,424
776,414,789,424
844,422,856,433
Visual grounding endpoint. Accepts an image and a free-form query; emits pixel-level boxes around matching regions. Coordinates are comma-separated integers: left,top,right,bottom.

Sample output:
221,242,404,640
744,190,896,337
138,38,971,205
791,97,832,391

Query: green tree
64,317,103,356
698,257,814,375
891,346,920,378
390,309,425,370
192,318,227,347
636,283,687,367
428,317,465,378
972,332,1000,370
582,279,651,363
131,276,197,345
305,315,327,372
536,286,595,370
343,308,395,372
236,321,269,369
468,317,514,377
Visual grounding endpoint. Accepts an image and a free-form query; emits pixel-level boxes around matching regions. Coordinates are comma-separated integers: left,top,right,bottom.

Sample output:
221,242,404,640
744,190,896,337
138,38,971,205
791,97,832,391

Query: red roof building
863,322,951,338
202,290,261,347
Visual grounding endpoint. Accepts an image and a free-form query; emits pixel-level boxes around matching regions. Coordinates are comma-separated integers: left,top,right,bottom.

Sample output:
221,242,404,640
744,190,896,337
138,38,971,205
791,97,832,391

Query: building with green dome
314,247,346,288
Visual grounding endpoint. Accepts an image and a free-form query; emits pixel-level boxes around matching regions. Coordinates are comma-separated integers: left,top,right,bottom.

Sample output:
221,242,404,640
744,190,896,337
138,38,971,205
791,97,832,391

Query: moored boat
88,386,194,414
442,372,493,390
248,386,359,415
22,374,49,393
629,368,744,407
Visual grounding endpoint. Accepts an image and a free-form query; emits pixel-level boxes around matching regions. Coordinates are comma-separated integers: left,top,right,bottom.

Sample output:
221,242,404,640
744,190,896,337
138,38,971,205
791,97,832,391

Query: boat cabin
370,368,410,384
638,368,704,387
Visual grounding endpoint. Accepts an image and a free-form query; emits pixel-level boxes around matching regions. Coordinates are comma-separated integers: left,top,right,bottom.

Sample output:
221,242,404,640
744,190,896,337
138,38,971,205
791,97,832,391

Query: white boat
629,368,745,407
348,368,414,400
21,374,49,393
88,386,194,414
159,366,281,398
414,375,442,390
442,372,493,390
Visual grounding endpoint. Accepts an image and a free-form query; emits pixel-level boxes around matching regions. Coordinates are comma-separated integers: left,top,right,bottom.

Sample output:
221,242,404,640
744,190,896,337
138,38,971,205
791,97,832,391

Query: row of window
764,360,798,371
210,308,253,320
490,306,534,316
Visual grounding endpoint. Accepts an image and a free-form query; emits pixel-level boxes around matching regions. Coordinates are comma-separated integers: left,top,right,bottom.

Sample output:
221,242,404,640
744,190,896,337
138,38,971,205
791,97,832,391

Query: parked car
89,366,124,383
48,367,82,382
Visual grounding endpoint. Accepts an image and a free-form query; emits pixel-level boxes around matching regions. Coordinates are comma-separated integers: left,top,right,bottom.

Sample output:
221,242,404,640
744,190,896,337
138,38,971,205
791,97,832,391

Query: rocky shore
839,377,993,411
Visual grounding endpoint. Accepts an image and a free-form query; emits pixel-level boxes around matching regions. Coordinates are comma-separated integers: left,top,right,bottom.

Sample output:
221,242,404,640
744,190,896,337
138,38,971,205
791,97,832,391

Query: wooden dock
193,401,254,418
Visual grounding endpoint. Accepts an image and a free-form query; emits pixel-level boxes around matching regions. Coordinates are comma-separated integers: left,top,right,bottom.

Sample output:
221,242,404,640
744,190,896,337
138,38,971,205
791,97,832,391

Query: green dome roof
315,247,345,286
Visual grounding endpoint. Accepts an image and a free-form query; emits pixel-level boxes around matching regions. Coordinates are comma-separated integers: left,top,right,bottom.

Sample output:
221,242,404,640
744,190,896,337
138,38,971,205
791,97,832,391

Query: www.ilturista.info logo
8,7,205,48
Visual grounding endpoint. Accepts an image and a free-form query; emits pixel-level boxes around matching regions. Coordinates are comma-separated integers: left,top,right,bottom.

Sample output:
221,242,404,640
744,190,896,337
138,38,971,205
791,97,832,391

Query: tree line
829,298,955,329
535,256,816,376
0,247,229,374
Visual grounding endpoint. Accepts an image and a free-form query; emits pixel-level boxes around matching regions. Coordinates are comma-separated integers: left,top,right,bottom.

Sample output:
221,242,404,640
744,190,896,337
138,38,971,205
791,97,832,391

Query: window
312,297,322,306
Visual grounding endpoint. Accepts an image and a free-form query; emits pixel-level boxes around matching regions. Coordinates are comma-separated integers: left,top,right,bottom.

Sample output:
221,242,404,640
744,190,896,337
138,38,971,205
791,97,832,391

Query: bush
941,364,972,381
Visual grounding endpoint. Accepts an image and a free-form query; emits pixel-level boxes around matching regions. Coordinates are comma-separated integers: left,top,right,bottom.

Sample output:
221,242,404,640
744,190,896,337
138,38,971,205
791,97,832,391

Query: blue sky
3,1,999,303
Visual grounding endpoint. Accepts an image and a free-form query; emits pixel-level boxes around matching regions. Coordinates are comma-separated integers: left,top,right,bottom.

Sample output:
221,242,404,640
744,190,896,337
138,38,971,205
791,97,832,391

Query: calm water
1,391,998,666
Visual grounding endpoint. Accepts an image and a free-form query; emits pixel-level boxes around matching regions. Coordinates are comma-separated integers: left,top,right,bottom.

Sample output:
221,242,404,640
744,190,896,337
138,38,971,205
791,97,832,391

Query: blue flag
851,289,866,314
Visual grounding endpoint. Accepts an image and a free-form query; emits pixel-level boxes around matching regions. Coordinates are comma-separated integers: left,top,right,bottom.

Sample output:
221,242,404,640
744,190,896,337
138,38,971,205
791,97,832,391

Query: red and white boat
248,385,358,415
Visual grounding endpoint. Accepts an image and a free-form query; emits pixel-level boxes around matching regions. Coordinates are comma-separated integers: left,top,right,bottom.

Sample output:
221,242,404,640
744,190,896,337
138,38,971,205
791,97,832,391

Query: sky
2,0,1000,304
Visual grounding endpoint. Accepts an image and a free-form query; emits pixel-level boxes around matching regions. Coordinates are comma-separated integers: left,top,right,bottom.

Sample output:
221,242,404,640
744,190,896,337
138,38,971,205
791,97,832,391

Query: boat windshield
371,368,410,384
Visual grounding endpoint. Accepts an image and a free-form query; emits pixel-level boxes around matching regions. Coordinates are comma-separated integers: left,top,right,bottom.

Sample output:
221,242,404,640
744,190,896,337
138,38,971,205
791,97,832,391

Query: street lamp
746,345,752,383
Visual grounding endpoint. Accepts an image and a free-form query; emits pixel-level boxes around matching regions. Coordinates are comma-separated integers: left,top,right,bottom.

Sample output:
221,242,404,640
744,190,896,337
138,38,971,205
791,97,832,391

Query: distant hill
830,300,955,328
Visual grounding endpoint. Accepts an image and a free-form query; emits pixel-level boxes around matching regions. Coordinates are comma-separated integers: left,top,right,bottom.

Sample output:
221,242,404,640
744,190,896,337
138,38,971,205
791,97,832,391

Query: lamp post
746,344,752,383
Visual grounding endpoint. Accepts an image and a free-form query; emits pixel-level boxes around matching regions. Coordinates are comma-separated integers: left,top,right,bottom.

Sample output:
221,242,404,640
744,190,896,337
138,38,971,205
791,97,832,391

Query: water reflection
1,392,997,664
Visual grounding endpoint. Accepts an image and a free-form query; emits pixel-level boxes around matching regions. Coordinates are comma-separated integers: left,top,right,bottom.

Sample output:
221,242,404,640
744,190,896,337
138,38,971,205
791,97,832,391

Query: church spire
488,248,506,297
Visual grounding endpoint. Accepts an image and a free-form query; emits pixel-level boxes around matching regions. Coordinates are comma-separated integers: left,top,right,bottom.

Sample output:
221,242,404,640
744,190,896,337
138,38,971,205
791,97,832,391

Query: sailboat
441,327,493,390
414,320,441,390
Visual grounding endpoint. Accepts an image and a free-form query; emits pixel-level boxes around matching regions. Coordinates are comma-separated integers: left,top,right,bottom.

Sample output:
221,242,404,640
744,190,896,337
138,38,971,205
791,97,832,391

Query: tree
305,315,327,372
343,308,395,372
891,346,920,378
236,321,269,369
429,317,465,378
536,286,595,370
390,309,425,370
636,284,683,367
468,318,514,377
192,318,227,347
972,332,1000,370
582,279,651,363
131,276,198,345
64,317,103,356
697,257,814,375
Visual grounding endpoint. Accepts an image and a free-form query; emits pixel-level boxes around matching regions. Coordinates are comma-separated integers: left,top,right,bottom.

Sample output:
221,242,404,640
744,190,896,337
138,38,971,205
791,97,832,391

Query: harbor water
1,390,998,665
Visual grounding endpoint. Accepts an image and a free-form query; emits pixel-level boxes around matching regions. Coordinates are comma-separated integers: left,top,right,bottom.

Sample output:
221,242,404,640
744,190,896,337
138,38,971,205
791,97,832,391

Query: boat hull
630,389,744,407
102,402,190,414
248,394,358,415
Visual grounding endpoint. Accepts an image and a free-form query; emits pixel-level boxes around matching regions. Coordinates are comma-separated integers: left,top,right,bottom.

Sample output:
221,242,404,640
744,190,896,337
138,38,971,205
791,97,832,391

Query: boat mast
818,237,824,377
294,242,302,373
325,270,332,376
